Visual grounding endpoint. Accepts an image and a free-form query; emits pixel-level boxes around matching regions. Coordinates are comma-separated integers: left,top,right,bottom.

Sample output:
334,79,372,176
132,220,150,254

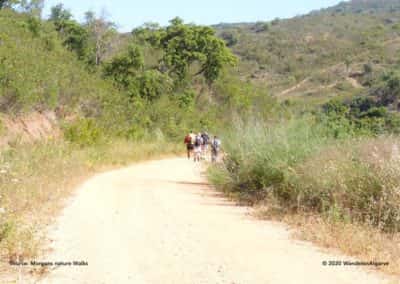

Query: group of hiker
184,131,221,162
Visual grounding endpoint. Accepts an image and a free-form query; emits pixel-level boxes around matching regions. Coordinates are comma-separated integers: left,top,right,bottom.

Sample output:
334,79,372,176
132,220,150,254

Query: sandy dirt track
35,158,392,284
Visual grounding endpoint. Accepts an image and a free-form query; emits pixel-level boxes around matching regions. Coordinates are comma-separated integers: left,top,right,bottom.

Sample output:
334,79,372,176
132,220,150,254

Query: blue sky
43,0,343,32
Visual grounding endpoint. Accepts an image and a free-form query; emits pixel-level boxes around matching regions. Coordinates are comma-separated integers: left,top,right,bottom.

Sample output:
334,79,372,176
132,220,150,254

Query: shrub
322,96,400,134
63,118,103,147
220,31,238,46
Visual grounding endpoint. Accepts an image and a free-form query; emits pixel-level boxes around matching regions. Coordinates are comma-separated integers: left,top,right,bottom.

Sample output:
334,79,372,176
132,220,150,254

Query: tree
136,70,173,101
140,18,237,85
104,44,144,87
103,44,174,101
84,10,117,66
49,3,72,22
132,22,160,42
62,21,90,60
49,4,89,61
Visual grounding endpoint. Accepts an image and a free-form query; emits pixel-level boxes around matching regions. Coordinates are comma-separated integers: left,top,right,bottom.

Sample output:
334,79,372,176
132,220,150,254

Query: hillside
215,0,400,105
0,9,119,115
323,0,400,14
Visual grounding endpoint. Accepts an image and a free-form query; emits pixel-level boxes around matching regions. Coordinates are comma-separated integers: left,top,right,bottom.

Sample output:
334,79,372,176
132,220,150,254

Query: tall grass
290,137,400,232
210,116,332,202
209,117,400,232
0,139,181,271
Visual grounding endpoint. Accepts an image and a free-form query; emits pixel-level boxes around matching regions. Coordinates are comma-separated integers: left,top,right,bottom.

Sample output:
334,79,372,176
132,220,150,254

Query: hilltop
323,0,400,14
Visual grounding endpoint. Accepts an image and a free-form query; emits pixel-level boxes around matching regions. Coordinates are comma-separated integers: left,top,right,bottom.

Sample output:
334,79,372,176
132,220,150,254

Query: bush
321,96,400,135
220,31,238,46
63,118,103,147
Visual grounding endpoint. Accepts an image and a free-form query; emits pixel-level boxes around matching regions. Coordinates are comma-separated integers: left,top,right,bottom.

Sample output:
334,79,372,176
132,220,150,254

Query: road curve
36,158,390,284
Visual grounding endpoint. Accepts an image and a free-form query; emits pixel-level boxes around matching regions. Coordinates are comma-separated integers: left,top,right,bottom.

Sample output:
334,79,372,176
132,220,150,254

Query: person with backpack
193,133,203,162
184,131,195,159
211,136,221,163
201,132,210,160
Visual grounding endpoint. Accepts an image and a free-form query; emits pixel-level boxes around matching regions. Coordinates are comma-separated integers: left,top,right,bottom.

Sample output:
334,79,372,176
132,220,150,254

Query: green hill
2,0,400,125
214,0,400,105
0,9,121,115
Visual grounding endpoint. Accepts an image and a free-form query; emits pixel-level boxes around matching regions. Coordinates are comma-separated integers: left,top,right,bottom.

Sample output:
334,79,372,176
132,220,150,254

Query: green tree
104,44,144,88
141,17,237,85
104,44,173,101
62,21,90,60
136,70,173,101
49,4,89,61
132,22,161,45
49,3,72,22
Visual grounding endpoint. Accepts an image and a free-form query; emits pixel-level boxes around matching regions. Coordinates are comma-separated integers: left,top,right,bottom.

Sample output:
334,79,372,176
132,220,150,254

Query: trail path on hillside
36,158,391,284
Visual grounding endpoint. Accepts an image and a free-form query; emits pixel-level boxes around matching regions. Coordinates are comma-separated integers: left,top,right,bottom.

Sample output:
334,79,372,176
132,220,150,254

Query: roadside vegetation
208,103,400,276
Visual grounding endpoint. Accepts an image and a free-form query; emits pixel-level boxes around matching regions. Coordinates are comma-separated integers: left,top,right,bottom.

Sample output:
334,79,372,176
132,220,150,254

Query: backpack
184,135,192,144
212,139,220,151
202,133,209,144
194,136,202,147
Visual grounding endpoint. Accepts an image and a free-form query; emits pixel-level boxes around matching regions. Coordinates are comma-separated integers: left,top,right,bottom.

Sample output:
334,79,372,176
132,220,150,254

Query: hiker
193,133,203,162
201,131,210,160
184,131,195,159
211,136,221,163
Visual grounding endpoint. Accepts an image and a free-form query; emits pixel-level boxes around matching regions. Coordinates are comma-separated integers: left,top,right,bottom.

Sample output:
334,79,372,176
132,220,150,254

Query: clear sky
43,0,344,32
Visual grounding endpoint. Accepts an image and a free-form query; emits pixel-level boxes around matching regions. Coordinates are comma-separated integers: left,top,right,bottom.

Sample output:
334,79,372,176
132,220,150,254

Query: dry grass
290,137,400,232
252,135,400,277
0,139,182,276
255,205,400,277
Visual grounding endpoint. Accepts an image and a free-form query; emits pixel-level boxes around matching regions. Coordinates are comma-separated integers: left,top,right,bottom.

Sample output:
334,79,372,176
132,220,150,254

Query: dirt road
37,158,390,284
